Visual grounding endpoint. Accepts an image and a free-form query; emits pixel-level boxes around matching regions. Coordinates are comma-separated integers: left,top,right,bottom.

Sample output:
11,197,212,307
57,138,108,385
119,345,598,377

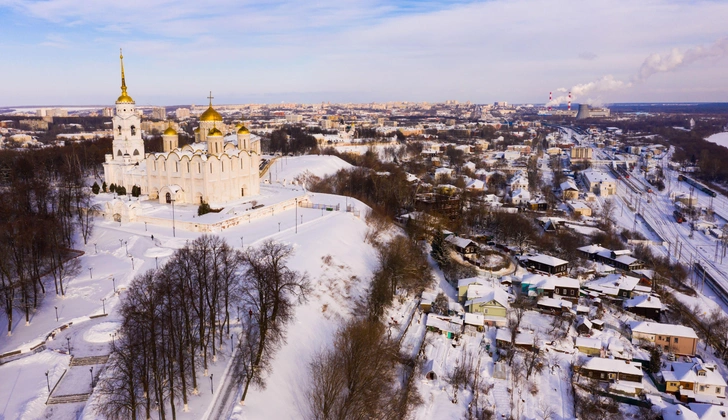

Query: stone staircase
70,355,109,366
47,393,90,405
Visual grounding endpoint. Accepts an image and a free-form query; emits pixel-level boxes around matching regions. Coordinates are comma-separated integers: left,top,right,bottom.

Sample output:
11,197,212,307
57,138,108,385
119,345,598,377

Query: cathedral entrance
166,192,172,204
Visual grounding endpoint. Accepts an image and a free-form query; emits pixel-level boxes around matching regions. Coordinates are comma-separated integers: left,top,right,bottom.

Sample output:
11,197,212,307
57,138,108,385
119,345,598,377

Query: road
203,341,243,420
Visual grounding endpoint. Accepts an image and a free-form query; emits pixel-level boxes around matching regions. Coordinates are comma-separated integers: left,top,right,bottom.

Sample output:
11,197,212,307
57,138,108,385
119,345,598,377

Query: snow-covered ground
705,132,728,149
0,155,374,420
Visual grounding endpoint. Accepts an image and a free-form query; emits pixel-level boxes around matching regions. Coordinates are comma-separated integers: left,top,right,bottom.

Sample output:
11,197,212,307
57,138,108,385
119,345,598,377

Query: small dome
163,126,177,136
199,106,223,122
237,125,250,134
208,127,223,136
194,127,200,133
116,93,135,104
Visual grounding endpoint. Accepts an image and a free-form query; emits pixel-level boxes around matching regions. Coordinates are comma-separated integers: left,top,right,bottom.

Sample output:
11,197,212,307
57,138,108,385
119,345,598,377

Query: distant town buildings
175,108,191,120
151,106,167,120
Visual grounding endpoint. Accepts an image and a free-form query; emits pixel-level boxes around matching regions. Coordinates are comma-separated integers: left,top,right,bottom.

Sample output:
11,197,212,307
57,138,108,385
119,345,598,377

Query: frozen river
705,132,728,148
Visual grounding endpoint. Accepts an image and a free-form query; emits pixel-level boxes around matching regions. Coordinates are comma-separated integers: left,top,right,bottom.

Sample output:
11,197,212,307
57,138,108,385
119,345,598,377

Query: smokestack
568,92,572,111
548,92,552,111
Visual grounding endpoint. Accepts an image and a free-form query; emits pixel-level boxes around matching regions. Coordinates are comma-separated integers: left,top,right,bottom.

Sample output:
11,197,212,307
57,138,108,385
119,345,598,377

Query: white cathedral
103,51,261,206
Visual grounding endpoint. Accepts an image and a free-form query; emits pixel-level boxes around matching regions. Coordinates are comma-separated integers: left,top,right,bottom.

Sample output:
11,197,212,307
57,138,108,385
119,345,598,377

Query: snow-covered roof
537,296,573,309
624,294,663,310
560,180,578,191
457,277,485,288
582,357,643,377
464,285,510,309
630,321,698,339
688,403,728,419
662,362,727,388
662,405,699,420
425,315,462,334
585,274,641,294
577,245,609,254
446,236,475,249
466,179,485,190
582,169,615,184
464,312,484,326
527,254,568,267
575,337,601,350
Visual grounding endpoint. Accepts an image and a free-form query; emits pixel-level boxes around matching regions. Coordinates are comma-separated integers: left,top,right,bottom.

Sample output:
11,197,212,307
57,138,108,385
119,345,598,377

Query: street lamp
88,267,93,279
124,240,128,255
171,199,176,237
94,243,97,254
278,222,281,232
119,239,123,249
110,333,115,347
101,298,106,315
231,334,235,353
155,257,158,269
54,306,58,322
144,221,147,231
240,236,244,248
90,367,94,387
295,198,298,234
112,277,116,294
131,256,135,270
210,374,214,394
66,336,71,357
45,371,50,392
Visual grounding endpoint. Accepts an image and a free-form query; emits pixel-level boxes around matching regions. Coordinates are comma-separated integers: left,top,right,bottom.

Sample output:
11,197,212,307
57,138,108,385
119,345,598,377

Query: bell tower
111,49,144,163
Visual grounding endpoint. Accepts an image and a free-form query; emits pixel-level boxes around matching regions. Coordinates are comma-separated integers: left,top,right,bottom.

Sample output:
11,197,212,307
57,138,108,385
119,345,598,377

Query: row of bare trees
96,236,309,420
0,146,95,334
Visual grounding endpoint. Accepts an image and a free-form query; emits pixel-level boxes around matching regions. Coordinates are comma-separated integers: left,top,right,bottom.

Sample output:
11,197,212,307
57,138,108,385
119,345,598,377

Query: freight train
677,174,717,197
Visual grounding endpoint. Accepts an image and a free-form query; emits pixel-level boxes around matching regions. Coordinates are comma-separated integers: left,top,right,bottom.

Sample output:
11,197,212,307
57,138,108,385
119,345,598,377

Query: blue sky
1,0,727,106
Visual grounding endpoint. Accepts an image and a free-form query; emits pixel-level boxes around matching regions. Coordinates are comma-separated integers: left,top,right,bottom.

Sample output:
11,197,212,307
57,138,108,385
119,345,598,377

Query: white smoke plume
636,37,728,81
546,37,728,107
547,75,630,107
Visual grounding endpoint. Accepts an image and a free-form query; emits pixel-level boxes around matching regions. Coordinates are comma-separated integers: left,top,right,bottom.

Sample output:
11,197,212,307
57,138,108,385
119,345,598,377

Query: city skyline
1,0,728,106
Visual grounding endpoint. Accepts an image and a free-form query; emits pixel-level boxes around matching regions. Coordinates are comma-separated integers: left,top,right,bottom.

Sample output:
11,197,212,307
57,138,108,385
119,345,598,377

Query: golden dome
237,125,250,134
116,93,135,104
208,127,223,136
200,106,222,122
163,125,177,136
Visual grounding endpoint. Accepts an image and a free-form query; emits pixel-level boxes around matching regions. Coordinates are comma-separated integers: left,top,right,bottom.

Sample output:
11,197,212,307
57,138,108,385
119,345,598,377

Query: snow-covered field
705,132,728,149
263,154,353,185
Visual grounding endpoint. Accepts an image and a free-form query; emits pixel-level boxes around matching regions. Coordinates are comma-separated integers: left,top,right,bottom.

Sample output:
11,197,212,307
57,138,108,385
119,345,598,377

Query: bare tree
239,239,310,404
304,319,399,420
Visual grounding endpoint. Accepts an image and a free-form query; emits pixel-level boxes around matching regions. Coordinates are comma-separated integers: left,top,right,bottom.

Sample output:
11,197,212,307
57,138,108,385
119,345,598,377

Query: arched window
130,126,136,136
187,162,190,172
117,149,122,156
165,192,171,203
133,149,139,156
175,162,178,172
